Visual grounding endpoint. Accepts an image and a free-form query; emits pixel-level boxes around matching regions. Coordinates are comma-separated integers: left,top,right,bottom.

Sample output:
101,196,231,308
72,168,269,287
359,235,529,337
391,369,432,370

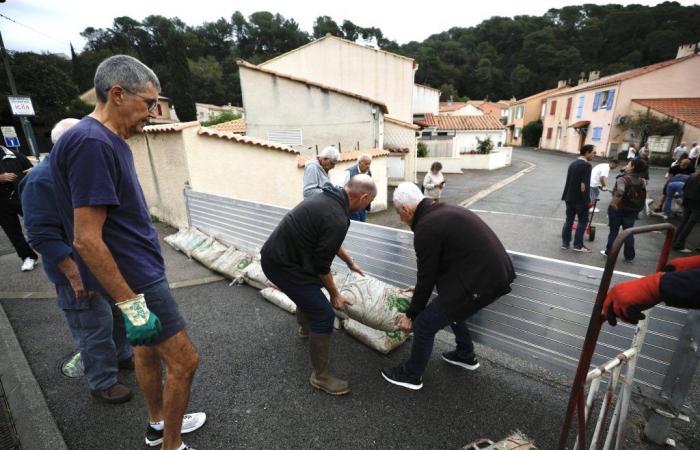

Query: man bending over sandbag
381,182,516,390
260,175,376,395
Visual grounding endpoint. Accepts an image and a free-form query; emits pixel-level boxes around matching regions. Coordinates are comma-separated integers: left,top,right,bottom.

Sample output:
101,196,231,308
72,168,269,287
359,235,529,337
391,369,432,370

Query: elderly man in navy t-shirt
50,56,204,450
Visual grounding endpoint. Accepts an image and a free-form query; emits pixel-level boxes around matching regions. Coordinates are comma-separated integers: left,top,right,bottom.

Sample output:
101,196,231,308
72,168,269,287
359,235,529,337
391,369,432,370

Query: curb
0,303,68,450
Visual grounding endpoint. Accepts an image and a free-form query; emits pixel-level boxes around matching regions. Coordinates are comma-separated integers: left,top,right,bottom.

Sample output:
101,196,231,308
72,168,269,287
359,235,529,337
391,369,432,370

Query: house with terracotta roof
438,101,483,116
540,44,700,156
211,118,246,134
418,113,506,157
629,98,700,153
506,82,569,146
196,103,244,123
238,59,387,154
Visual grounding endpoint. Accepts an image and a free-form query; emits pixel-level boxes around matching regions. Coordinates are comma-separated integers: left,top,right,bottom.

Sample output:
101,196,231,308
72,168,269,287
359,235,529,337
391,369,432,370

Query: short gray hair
393,182,424,208
94,55,161,103
320,146,340,162
51,118,80,143
357,154,372,163
347,173,377,196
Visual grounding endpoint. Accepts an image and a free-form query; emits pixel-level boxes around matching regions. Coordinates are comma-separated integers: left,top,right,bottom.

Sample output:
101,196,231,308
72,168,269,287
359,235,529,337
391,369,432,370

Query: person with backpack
601,158,647,262
672,168,700,253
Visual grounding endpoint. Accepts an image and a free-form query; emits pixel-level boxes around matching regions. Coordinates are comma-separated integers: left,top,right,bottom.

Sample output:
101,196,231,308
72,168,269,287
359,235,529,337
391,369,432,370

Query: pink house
540,44,700,157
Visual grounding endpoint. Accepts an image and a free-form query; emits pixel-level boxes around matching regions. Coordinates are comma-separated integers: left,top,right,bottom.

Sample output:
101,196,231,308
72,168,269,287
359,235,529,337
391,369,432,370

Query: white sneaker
21,258,37,272
144,412,206,446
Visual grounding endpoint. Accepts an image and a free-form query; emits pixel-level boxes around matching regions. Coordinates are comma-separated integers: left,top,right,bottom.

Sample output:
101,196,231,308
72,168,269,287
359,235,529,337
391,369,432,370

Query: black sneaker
380,366,423,390
145,412,207,446
441,351,480,371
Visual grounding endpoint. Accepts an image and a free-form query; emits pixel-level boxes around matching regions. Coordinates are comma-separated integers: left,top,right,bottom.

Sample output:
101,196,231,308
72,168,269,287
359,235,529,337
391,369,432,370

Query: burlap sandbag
335,273,412,332
164,227,209,257
343,319,409,354
209,247,253,280
191,237,228,268
240,261,276,290
260,287,297,314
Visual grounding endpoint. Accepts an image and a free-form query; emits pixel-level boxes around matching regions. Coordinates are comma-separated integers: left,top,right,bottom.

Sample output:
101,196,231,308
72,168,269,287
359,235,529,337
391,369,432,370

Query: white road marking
459,161,537,208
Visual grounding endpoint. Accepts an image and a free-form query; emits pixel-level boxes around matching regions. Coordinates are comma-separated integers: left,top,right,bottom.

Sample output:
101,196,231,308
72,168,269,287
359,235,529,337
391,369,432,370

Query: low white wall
417,147,513,173
416,157,463,174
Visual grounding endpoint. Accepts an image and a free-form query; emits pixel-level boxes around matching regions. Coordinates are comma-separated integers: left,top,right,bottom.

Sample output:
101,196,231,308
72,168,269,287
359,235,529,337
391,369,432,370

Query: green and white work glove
116,294,162,345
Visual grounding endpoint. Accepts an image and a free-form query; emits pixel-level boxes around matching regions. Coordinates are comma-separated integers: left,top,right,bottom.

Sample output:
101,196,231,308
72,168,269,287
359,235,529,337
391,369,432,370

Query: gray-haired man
49,55,204,450
303,145,339,198
343,154,372,222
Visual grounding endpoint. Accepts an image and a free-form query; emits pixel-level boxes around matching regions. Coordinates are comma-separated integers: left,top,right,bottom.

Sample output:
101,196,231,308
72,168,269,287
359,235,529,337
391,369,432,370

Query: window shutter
576,96,584,118
592,92,600,111
546,127,553,139
565,97,572,119
606,90,615,110
550,100,557,115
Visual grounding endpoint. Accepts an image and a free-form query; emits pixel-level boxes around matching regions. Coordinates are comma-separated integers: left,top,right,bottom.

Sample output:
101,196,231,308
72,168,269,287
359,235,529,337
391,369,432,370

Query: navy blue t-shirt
50,116,165,293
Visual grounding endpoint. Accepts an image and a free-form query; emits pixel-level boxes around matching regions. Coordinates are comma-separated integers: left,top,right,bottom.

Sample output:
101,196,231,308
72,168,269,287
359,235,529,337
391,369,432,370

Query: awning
569,120,590,129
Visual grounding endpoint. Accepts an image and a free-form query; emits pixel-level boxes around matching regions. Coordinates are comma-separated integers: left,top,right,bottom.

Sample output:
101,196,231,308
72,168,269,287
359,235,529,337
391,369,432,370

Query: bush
417,141,429,157
476,136,494,154
522,120,543,147
201,111,241,127
650,153,673,167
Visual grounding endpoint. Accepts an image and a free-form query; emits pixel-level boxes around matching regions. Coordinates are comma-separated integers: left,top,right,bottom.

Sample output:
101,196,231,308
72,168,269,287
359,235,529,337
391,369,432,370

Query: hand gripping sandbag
191,237,228,268
260,287,297,314
336,273,412,332
343,318,408,354
210,247,253,280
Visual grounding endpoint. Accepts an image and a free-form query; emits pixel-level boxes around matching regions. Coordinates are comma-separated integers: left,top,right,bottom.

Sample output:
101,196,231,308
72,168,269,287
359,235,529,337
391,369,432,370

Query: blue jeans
562,202,589,249
262,263,334,334
404,297,476,378
605,208,637,261
663,181,685,215
350,209,367,222
59,285,133,391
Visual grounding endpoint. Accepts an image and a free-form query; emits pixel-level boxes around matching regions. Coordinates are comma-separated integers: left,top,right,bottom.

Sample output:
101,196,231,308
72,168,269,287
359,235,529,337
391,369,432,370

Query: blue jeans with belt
58,285,133,391
404,297,476,378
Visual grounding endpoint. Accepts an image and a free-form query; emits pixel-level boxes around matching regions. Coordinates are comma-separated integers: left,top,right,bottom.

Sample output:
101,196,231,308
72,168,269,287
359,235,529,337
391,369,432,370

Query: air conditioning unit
615,115,627,125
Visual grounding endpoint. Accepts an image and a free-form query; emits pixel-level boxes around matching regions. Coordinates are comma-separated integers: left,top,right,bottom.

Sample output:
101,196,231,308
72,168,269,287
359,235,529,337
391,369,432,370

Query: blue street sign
3,136,19,147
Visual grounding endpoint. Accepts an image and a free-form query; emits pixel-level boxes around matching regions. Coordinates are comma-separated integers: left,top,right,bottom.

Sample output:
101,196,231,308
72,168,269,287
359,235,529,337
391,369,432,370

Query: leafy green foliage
201,111,241,127
476,136,495,154
522,121,543,147
620,111,683,138
417,141,429,157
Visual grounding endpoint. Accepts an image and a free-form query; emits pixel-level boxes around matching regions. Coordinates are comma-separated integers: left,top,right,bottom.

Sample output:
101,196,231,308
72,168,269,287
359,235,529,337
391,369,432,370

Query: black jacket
660,269,700,308
261,183,350,285
407,199,516,321
682,174,700,210
561,158,592,204
0,146,33,201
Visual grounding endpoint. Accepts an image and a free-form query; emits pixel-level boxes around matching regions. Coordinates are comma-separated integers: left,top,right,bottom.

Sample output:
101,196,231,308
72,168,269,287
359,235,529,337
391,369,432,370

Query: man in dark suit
561,144,596,252
381,182,515,390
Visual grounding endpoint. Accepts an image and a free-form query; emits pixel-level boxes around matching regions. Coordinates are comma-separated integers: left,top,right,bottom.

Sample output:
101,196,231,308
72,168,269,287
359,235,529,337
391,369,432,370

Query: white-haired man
303,146,339,198
22,118,135,404
49,55,204,450
381,182,515,390
261,175,376,395
343,154,372,221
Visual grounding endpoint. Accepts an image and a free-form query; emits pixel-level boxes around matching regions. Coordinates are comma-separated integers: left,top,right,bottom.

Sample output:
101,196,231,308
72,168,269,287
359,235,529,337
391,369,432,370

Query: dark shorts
141,280,186,346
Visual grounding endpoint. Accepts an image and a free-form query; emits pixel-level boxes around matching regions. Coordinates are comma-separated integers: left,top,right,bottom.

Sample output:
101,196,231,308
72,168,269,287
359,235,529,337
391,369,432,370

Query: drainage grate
0,381,20,450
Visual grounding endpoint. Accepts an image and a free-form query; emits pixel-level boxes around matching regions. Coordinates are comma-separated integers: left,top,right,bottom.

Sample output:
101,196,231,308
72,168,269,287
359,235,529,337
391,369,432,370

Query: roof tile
197,127,299,154
297,149,390,168
420,113,505,130
633,98,700,129
211,118,246,134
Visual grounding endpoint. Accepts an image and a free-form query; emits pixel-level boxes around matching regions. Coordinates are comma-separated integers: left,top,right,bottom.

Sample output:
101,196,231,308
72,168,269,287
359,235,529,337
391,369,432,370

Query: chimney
557,80,568,88
577,72,587,86
588,71,600,82
676,42,700,59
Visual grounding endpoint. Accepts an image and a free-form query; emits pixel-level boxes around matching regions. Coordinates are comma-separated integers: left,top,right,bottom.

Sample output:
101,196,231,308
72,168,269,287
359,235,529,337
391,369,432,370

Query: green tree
313,16,342,38
165,29,197,121
188,56,225,104
522,121,543,147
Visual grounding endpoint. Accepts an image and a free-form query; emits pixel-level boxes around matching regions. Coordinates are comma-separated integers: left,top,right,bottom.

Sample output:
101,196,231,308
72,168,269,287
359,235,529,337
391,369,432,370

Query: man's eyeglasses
118,87,159,112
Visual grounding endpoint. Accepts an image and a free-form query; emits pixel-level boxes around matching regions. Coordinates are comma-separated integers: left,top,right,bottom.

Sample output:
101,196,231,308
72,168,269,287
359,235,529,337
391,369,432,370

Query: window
156,103,163,116
546,127,553,139
514,127,522,139
550,100,557,115
593,90,616,111
591,126,603,141
421,131,432,137
565,97,572,120
437,132,449,136
576,96,584,119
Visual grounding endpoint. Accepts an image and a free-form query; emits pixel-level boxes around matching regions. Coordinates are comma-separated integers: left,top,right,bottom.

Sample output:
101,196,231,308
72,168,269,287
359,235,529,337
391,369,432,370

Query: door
555,127,562,149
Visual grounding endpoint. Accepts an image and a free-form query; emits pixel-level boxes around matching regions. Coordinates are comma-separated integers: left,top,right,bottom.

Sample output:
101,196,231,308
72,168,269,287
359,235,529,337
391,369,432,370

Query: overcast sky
1,0,696,55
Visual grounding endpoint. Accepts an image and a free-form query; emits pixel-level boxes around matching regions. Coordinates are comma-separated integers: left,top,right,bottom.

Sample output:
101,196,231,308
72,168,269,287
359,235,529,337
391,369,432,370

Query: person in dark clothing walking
261,175,376,396
561,144,596,252
380,182,515,390
603,255,700,325
0,145,38,271
672,169,700,253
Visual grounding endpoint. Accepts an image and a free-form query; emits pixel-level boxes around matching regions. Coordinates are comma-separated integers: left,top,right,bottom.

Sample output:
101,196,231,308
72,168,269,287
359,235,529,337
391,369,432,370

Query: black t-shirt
0,146,33,200
561,158,592,204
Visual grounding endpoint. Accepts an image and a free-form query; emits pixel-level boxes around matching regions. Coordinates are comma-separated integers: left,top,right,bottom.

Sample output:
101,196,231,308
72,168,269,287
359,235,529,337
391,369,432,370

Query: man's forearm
56,256,81,282
74,237,135,302
336,246,353,266
319,272,339,298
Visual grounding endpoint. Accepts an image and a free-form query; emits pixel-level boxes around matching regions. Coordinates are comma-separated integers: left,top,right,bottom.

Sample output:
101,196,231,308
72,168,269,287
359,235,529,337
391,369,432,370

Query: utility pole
0,29,40,159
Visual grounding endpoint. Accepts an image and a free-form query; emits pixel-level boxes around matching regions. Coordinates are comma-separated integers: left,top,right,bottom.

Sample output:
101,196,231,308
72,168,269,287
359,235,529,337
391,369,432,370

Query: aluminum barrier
183,189,689,395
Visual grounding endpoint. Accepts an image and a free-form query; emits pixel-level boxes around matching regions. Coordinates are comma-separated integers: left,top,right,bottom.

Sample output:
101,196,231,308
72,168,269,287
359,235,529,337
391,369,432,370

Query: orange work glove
602,272,663,326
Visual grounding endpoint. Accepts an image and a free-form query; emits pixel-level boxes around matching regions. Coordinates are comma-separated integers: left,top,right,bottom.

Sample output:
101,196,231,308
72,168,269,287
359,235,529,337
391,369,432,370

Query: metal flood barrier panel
184,189,688,395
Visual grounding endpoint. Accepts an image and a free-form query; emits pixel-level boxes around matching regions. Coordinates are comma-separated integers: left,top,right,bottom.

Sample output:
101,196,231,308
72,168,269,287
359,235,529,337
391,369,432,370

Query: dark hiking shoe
380,366,423,390
91,382,133,404
441,351,480,371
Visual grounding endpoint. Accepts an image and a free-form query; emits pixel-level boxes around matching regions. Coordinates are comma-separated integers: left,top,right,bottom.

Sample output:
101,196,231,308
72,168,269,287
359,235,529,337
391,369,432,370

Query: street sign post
1,126,19,147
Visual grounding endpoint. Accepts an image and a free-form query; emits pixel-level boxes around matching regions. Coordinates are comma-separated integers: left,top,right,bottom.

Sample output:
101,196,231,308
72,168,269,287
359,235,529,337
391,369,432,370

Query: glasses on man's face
120,87,158,112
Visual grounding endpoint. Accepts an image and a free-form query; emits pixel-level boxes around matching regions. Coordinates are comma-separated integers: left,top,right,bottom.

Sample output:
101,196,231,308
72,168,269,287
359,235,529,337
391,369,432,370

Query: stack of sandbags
191,236,228,267
343,319,409,354
238,260,276,290
210,247,254,280
164,227,209,257
259,288,296,314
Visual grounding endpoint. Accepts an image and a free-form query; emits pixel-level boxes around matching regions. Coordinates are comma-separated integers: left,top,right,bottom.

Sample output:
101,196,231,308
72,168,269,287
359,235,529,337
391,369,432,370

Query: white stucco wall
413,84,440,115
384,120,417,183
443,104,484,116
239,65,383,154
128,131,191,228
454,131,507,153
260,36,415,123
